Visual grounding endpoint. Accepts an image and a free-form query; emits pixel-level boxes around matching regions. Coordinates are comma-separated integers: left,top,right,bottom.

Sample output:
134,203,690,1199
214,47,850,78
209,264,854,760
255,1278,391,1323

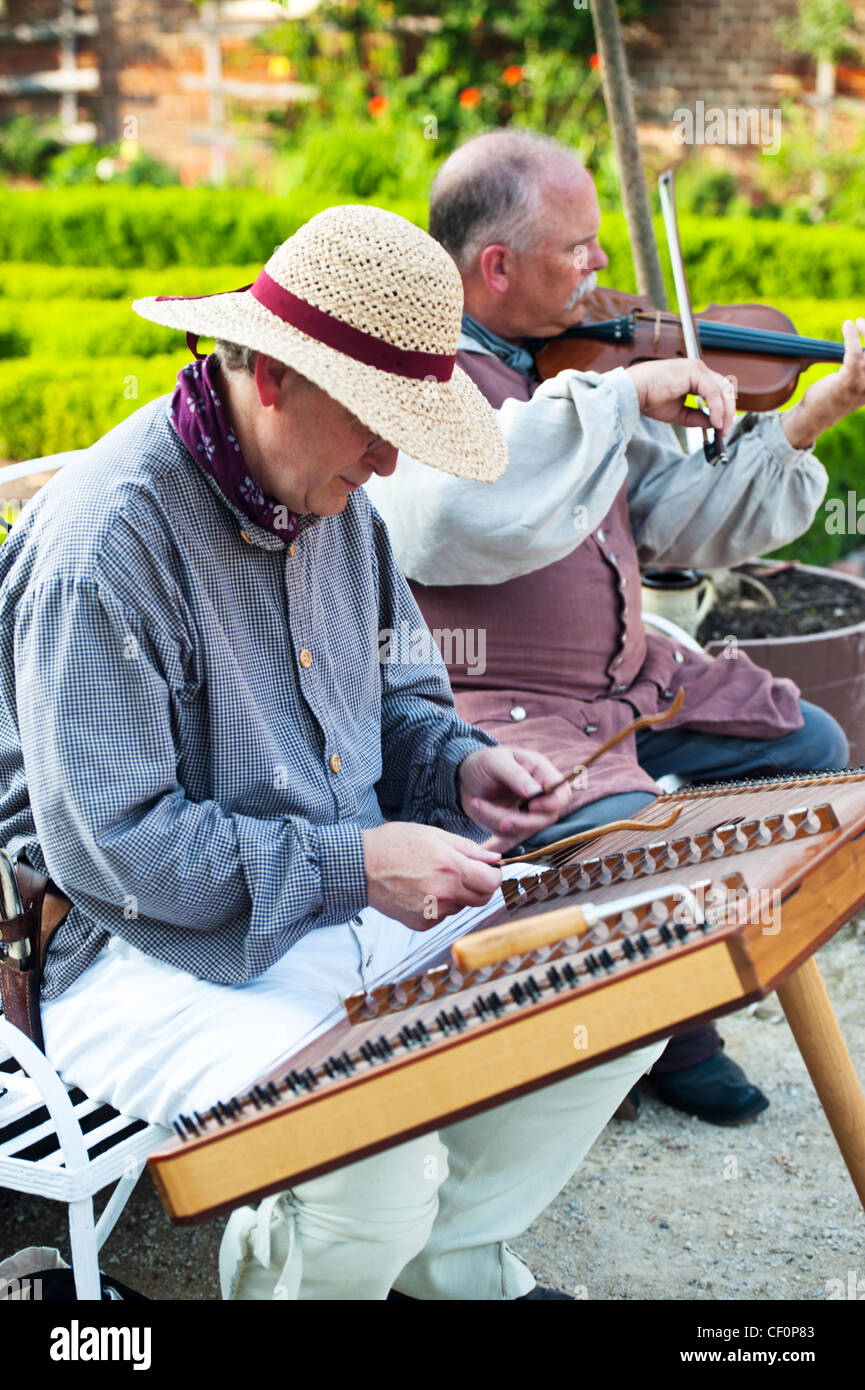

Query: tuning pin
619,909,642,934
776,814,797,841
607,852,632,879
627,847,654,875
717,824,749,853
648,898,672,926
751,820,773,846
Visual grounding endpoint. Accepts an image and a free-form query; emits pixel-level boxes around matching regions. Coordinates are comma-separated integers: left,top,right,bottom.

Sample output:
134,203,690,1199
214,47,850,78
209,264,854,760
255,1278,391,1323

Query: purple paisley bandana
168,355,298,542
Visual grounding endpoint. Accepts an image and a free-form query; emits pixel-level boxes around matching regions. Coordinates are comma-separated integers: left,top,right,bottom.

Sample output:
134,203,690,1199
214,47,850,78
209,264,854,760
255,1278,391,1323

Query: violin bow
658,169,729,466
500,804,683,866
517,686,685,812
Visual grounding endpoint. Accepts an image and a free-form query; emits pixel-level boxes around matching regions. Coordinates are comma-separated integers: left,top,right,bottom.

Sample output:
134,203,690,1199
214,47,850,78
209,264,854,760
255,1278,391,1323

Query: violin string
634,313,844,361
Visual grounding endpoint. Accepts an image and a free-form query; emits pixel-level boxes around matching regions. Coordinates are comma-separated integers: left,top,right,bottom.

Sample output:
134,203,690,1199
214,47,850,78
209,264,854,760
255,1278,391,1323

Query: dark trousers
520,699,850,1073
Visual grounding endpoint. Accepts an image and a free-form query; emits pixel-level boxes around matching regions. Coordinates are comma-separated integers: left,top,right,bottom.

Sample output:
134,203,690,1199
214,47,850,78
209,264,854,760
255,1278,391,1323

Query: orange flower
589,53,601,71
502,65,523,86
458,86,482,109
368,95,389,117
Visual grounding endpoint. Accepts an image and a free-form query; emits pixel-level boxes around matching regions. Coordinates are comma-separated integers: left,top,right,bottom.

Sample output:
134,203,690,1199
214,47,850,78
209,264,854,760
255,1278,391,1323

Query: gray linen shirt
366,340,829,586
0,397,492,999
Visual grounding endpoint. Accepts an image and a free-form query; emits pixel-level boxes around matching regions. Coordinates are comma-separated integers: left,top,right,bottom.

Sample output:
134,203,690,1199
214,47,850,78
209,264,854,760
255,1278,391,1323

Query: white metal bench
0,1017,169,1298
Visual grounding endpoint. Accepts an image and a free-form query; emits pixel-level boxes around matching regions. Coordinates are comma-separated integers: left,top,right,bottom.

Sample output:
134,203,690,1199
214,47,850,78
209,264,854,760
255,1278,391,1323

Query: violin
533,286,847,412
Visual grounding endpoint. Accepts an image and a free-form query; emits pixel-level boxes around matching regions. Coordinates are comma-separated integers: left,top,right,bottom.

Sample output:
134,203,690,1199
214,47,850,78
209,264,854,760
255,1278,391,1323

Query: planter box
705,564,865,767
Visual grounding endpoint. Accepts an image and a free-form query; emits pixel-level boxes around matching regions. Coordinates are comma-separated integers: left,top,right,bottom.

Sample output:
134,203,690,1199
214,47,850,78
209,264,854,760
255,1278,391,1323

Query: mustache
564,271,598,311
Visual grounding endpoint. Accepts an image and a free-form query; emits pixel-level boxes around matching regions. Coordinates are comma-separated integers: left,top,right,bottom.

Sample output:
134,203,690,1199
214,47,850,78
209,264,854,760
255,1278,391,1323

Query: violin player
368,128,865,1126
0,206,686,1300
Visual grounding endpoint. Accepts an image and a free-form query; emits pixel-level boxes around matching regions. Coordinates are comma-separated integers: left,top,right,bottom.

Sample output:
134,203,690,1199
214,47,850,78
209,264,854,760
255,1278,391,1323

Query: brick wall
626,0,807,117
93,0,212,183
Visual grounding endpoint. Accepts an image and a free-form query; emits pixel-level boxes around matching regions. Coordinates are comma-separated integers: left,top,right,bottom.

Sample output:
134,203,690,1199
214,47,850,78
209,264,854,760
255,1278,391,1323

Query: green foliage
0,188,428,267
669,102,865,229
776,0,857,63
0,300,187,360
259,0,627,182
0,354,186,460
0,261,264,301
0,117,62,180
0,122,179,189
670,167,744,221
746,102,865,227
45,142,181,189
275,114,437,200
609,217,865,304
0,314,30,359
44,144,114,188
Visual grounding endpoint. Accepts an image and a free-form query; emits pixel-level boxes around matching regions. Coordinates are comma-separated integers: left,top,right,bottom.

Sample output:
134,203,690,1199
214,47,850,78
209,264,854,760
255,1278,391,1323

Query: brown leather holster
0,860,72,1052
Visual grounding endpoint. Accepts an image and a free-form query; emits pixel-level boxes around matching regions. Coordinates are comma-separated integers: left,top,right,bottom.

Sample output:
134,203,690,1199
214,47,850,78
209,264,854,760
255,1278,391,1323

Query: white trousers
42,903,664,1300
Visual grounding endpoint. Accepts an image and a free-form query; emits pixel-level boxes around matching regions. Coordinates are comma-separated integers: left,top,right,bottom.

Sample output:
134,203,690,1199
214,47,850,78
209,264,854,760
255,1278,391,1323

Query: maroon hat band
250,270,455,382
157,271,456,382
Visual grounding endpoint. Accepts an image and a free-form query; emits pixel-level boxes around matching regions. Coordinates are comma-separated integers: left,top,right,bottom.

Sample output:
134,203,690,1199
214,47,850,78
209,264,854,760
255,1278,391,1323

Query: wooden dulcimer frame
148,769,865,1226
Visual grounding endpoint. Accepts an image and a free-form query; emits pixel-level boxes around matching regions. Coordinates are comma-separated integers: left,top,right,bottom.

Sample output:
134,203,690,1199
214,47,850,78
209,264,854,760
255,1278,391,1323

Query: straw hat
132,204,507,483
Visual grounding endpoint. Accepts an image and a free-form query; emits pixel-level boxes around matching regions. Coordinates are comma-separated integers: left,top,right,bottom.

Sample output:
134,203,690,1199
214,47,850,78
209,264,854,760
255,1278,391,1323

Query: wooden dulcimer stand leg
775,956,865,1211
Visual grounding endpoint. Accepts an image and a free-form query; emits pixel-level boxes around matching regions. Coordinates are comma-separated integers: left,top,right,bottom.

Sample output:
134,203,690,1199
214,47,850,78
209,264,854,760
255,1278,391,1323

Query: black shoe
650,1051,769,1125
612,1086,641,1121
388,1285,574,1301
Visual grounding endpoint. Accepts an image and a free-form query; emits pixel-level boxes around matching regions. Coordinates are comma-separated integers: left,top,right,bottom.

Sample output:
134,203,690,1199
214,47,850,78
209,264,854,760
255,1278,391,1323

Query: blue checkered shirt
0,397,493,999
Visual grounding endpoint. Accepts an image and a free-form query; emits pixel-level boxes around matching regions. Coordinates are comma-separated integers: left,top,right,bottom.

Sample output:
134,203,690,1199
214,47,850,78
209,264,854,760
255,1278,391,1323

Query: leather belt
0,855,72,1052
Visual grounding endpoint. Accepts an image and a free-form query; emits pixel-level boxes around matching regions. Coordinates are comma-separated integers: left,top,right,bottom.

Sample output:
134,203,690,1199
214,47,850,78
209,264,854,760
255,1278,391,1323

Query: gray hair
213,339,259,373
429,129,582,271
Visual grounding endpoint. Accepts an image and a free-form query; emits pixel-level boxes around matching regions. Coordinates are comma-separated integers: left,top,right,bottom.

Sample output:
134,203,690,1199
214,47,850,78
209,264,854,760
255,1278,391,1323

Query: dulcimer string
269,867,539,1062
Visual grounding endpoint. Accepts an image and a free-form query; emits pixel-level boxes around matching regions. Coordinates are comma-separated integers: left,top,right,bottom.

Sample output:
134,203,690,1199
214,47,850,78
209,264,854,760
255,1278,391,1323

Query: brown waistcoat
409,350,803,807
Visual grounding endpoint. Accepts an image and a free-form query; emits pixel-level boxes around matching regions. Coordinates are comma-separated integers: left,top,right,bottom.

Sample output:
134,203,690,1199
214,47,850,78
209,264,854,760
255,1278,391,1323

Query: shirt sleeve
626,410,829,569
14,569,368,963
370,509,496,837
365,366,640,585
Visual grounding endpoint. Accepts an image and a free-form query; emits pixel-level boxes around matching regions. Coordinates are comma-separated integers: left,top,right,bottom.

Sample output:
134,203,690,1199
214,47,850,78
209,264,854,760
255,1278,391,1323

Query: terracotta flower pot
705,564,865,767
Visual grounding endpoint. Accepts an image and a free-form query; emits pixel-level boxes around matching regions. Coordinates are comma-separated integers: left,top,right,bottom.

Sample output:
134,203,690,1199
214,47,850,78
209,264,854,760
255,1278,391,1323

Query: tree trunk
589,0,667,310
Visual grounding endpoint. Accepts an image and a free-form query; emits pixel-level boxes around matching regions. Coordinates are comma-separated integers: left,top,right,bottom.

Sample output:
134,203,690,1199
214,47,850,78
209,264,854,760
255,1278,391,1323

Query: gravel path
513,917,865,1302
2,920,862,1301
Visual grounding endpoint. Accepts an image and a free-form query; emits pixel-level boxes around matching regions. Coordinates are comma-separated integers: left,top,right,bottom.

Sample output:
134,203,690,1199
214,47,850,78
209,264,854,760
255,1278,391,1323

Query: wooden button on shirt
299,649,312,669
329,754,341,774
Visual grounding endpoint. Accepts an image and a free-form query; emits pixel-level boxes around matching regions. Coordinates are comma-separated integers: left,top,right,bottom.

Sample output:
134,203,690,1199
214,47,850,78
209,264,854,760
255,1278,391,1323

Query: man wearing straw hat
0,204,732,1300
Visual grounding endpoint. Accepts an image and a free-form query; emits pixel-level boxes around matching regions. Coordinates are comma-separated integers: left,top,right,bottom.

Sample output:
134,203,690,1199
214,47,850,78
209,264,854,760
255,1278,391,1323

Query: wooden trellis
180,0,317,183
0,0,99,144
